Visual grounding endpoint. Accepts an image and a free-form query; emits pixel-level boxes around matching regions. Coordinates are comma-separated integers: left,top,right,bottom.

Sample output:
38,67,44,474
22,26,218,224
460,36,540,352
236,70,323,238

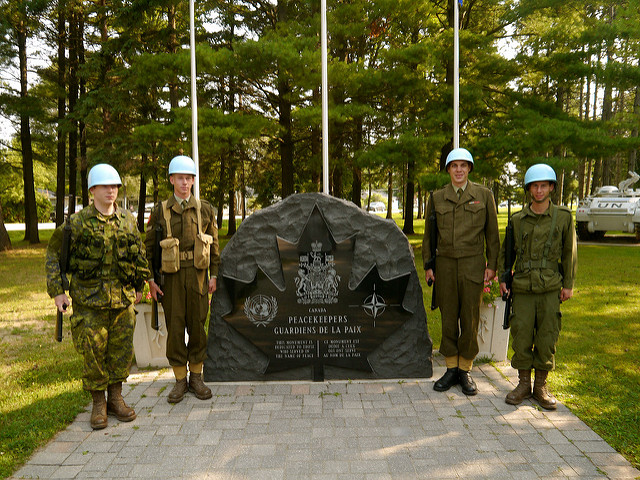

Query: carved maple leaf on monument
221,205,412,374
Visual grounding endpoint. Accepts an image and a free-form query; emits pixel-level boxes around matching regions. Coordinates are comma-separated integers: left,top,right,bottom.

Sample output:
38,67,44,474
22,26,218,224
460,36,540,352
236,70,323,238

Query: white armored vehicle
576,171,640,241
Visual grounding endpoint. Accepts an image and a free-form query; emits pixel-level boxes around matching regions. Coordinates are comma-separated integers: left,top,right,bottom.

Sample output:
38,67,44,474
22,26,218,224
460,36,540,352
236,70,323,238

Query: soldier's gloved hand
54,293,71,313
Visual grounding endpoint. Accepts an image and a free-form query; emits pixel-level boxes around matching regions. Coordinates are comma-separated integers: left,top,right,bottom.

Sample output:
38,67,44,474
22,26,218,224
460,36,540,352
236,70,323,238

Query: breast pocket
463,202,486,227
435,203,454,234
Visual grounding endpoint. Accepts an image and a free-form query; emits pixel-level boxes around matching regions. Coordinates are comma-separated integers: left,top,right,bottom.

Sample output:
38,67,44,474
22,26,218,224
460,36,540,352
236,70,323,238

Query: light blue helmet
524,164,557,189
88,164,122,189
168,155,197,176
445,148,474,172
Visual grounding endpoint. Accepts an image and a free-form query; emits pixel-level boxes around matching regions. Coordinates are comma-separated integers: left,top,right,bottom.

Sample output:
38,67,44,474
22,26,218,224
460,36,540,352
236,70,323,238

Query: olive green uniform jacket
498,202,577,371
45,205,150,390
144,196,220,367
422,182,500,361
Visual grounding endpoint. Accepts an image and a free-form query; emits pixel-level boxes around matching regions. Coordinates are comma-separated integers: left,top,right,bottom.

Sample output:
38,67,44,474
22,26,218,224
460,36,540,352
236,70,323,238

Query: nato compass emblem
244,294,278,327
352,278,403,327
295,240,340,305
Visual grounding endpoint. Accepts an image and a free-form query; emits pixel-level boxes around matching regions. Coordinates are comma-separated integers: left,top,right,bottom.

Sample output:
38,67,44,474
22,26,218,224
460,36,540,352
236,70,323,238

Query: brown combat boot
168,377,189,403
505,369,532,405
189,373,212,400
107,382,136,422
90,390,108,430
533,370,557,410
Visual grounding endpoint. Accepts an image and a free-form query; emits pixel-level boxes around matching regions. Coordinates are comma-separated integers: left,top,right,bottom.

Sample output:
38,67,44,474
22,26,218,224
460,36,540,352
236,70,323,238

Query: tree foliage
1,0,639,238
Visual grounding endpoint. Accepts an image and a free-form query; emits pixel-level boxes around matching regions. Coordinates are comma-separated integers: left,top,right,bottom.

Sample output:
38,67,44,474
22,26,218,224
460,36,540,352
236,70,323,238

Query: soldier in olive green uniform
145,155,220,404
423,148,500,395
46,164,150,430
499,164,577,410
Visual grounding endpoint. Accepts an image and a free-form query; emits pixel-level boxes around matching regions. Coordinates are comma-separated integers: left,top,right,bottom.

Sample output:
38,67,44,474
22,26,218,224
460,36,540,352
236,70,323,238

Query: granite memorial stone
204,193,433,381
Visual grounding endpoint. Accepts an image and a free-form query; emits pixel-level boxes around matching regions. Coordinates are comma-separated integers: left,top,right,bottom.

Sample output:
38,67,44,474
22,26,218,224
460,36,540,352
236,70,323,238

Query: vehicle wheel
635,224,640,242
576,222,593,241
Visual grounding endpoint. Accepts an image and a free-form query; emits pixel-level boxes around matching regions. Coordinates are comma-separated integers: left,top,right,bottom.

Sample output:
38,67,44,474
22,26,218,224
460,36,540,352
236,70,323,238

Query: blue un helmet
445,148,474,172
524,164,557,190
88,164,122,189
168,155,197,176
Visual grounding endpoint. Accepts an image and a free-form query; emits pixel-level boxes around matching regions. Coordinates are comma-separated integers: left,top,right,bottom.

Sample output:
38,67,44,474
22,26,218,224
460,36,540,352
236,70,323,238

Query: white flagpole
453,0,460,149
321,0,329,194
190,0,200,199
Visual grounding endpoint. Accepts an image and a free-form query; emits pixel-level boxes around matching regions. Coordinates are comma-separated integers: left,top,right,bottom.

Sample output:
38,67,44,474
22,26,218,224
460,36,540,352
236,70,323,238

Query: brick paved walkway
11,360,640,479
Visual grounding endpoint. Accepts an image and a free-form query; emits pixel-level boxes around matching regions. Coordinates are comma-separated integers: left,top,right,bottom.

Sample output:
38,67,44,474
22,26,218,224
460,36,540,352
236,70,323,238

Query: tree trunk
629,86,640,173
386,171,393,220
277,0,294,198
227,160,236,236
138,154,148,233
402,160,415,234
98,0,111,133
0,199,11,251
18,17,39,244
168,5,179,109
416,185,422,220
68,7,79,214
351,118,363,207
79,9,88,206
217,158,226,230
56,1,66,227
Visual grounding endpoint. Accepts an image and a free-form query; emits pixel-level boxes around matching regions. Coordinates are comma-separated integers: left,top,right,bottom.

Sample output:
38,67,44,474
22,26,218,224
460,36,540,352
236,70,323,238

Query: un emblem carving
244,295,278,327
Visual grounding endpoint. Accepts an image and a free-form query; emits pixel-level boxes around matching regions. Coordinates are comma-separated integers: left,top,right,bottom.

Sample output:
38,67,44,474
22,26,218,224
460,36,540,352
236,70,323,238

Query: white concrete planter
477,300,510,362
133,303,170,368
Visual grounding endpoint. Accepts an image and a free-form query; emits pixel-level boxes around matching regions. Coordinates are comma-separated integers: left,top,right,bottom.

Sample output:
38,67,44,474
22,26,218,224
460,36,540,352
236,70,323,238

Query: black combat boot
533,370,557,410
90,390,108,430
168,377,188,403
434,367,459,391
189,373,213,400
458,369,478,396
107,382,136,422
505,370,532,405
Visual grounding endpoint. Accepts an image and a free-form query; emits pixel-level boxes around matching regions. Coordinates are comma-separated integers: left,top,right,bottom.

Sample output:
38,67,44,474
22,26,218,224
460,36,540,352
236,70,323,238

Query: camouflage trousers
70,305,135,391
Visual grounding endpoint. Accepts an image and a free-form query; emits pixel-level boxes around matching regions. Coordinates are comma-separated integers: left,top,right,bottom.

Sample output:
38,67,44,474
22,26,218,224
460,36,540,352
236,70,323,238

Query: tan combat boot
168,377,189,403
189,373,212,400
107,382,136,422
533,370,557,410
505,369,532,405
90,390,108,430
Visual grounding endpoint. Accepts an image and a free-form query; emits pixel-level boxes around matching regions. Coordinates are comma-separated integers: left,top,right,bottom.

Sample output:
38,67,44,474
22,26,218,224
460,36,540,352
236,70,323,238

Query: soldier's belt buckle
179,251,194,261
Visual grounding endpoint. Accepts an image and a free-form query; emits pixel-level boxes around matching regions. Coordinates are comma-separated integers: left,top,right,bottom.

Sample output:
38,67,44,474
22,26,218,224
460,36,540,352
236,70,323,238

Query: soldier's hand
560,288,573,302
484,268,496,283
149,280,164,301
134,291,143,304
208,277,217,295
54,294,71,313
499,282,509,297
425,269,435,286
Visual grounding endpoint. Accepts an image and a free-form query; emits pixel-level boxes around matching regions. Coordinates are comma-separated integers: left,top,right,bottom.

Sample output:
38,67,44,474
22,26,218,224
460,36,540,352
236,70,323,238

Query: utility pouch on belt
160,201,180,273
193,199,212,270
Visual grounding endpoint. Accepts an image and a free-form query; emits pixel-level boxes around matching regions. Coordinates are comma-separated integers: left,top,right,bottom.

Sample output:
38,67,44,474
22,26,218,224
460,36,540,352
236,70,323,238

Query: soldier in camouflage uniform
145,155,220,404
46,164,150,429
422,148,500,395
499,164,577,410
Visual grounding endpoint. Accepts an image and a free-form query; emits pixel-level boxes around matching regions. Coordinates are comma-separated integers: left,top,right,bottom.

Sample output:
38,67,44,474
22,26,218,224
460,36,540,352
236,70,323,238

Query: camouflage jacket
45,204,150,309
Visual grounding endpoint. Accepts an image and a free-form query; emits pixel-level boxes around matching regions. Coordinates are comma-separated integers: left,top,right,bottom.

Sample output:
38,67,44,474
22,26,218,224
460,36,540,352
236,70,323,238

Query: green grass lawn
1,216,639,476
